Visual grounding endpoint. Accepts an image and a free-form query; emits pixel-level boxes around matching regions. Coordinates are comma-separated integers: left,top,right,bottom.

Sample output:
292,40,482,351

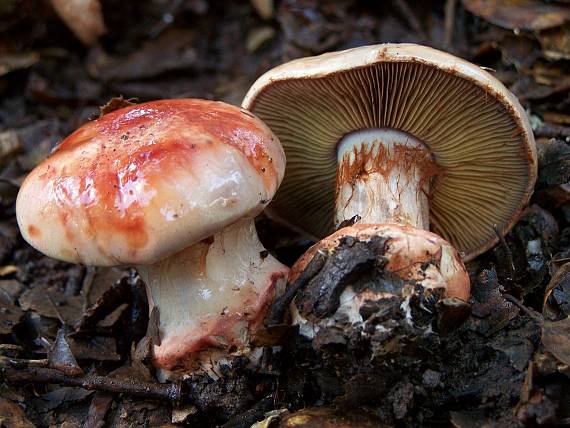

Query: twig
0,359,182,402
503,294,543,323
266,251,327,326
493,224,515,281
47,294,67,326
77,276,131,330
0,356,49,368
444,0,456,49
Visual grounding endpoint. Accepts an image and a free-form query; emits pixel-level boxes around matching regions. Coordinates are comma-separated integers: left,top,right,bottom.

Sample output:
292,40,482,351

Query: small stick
444,0,457,49
0,356,49,368
493,224,515,280
266,250,327,325
47,294,68,326
0,361,182,402
503,294,543,322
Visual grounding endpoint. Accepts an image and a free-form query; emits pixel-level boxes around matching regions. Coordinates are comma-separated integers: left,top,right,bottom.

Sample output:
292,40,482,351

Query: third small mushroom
243,44,537,334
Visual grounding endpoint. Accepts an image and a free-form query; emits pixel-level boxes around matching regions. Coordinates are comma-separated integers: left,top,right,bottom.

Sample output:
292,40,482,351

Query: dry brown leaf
0,398,36,428
463,0,570,31
67,336,120,361
543,262,570,319
84,393,113,428
541,317,570,366
0,294,24,335
99,97,137,117
508,295,570,367
49,328,83,376
19,286,83,325
50,0,106,46
538,26,570,60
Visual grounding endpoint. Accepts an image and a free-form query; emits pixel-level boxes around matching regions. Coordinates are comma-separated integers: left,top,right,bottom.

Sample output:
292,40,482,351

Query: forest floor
1,0,570,427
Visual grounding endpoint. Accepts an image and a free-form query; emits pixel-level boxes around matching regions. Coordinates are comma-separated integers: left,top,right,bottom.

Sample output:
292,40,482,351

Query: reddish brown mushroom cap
16,99,285,266
290,223,470,301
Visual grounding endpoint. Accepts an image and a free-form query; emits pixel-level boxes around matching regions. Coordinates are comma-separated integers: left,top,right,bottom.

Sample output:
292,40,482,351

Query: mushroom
288,224,470,339
242,43,537,261
16,99,289,375
242,44,537,331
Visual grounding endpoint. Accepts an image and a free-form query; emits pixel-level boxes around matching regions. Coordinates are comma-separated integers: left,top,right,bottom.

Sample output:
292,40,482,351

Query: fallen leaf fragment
0,131,21,168
506,294,570,367
516,389,557,425
537,26,570,61
543,262,570,319
67,335,120,361
541,317,570,366
463,0,570,31
0,294,24,335
50,0,106,46
84,393,113,428
19,286,83,325
99,97,137,117
0,398,36,428
41,387,93,411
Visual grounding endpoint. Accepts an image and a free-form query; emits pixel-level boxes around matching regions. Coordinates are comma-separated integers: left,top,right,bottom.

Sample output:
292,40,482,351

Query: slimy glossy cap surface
243,43,537,260
17,99,285,266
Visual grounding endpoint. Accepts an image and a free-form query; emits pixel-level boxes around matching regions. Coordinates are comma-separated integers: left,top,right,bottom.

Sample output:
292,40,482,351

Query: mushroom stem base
137,218,288,374
335,128,438,229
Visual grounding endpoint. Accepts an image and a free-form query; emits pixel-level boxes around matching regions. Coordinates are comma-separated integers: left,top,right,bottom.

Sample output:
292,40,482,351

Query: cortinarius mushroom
16,99,289,374
242,43,537,261
243,44,536,334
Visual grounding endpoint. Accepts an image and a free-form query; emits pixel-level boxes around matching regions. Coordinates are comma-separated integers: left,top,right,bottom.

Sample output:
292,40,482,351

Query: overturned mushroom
16,99,289,375
243,44,536,334
287,224,470,342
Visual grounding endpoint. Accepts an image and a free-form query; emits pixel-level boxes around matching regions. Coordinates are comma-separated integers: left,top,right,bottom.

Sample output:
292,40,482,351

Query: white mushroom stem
334,128,438,229
136,218,288,373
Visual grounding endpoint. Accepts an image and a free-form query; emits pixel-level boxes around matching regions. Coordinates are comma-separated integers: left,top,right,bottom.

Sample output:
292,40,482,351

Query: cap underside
248,60,534,259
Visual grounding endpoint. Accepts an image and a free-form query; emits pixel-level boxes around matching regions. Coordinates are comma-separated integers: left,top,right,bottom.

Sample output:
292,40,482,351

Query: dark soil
1,0,570,427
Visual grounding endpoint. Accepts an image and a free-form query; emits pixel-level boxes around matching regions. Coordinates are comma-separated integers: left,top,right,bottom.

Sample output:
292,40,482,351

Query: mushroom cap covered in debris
289,223,470,302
